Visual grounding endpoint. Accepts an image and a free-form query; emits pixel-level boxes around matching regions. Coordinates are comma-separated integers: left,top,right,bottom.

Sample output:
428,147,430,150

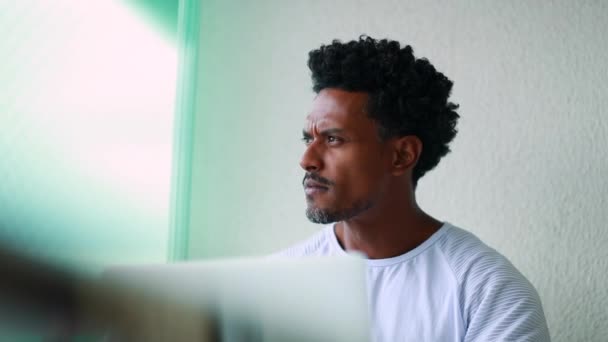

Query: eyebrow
302,128,345,137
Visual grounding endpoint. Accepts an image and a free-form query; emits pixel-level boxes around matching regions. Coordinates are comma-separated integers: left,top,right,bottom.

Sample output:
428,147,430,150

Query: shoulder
272,225,337,257
437,224,550,341
436,224,514,280
436,224,530,287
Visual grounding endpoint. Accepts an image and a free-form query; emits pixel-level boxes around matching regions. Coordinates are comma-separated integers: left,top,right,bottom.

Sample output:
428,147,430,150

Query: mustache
302,172,335,187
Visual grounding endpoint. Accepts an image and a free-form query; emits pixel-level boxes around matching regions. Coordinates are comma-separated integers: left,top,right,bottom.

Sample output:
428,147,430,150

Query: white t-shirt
277,222,550,342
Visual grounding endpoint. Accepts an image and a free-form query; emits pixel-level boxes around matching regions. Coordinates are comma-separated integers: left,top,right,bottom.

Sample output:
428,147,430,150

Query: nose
299,144,322,172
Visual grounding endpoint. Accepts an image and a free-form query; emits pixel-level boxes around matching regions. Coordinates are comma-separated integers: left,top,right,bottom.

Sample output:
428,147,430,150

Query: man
279,36,550,341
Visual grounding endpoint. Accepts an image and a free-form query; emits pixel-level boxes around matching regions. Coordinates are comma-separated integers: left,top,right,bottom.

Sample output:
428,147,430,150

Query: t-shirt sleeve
461,256,551,342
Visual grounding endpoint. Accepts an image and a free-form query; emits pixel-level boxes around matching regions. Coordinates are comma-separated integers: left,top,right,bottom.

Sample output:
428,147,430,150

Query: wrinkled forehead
304,89,370,132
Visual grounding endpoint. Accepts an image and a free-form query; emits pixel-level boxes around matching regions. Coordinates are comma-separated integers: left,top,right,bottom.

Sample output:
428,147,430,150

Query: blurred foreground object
103,255,370,341
0,243,369,341
0,242,217,341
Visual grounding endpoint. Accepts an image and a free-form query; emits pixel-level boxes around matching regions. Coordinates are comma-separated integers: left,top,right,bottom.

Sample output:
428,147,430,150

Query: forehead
305,88,370,130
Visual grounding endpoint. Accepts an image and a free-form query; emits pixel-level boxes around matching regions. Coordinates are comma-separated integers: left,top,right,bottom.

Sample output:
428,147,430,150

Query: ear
390,136,422,177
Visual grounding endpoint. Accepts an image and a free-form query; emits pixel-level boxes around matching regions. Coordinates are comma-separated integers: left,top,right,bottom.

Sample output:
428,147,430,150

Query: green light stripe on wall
168,0,201,261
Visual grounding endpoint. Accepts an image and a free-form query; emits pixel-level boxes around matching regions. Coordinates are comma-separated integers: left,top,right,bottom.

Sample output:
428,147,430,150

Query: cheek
331,149,387,198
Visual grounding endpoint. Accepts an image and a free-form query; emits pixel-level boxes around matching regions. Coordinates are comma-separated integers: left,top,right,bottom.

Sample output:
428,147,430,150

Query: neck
334,190,442,259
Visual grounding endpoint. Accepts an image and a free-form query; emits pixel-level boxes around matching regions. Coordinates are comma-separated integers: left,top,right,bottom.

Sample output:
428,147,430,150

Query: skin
300,88,443,259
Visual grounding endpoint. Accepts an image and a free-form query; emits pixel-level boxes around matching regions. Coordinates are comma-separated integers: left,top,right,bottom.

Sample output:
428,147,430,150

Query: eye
301,136,313,145
327,136,343,145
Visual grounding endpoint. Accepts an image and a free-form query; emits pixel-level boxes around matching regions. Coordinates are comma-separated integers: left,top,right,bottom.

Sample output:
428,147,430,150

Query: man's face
301,88,391,224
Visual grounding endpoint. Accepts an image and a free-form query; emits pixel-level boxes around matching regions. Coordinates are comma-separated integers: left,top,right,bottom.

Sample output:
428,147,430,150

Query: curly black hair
308,36,459,185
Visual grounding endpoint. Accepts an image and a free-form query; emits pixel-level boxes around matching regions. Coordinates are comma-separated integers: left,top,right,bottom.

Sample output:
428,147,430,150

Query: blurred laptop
101,255,370,341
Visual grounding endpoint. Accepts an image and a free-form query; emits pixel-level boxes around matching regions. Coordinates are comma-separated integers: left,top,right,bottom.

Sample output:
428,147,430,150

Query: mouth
304,185,329,196
302,173,333,198
304,180,329,196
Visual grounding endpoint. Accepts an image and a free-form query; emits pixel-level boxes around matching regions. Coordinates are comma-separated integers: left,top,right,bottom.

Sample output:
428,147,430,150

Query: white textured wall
188,1,608,340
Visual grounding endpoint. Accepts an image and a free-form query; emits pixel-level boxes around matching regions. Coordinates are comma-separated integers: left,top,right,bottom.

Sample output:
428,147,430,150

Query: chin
305,205,338,224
